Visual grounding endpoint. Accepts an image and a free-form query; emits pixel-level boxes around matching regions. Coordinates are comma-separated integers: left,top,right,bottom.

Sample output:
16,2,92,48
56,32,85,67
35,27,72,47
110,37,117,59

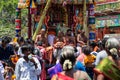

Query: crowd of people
0,28,120,80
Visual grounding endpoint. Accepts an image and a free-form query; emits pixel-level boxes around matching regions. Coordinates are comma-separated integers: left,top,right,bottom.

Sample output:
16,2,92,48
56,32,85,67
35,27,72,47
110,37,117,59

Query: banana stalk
83,0,89,37
32,0,52,41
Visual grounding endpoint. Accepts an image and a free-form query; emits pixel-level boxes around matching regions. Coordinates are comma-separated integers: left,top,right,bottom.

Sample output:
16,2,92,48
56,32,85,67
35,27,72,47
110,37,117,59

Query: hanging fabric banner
88,2,96,41
89,4,95,24
15,8,21,37
30,0,37,14
89,31,96,41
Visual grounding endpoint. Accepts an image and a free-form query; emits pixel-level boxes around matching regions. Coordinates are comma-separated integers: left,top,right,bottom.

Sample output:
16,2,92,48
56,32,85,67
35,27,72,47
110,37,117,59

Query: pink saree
51,73,74,80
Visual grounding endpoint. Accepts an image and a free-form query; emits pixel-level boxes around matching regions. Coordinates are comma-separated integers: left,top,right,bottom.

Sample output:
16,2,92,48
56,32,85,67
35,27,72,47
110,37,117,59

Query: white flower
110,48,117,55
63,59,72,70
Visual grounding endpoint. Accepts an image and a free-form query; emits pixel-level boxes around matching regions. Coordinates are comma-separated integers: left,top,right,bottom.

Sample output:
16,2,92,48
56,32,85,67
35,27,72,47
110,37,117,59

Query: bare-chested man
77,30,87,47
65,29,76,47
35,29,47,46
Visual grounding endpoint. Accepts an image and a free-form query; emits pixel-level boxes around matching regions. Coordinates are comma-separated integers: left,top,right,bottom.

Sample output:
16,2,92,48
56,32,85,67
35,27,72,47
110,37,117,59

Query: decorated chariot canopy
32,0,93,4
18,0,95,8
16,0,96,39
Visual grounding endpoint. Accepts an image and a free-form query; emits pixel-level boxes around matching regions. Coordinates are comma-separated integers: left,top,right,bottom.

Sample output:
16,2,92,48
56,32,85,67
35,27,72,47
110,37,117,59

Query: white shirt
95,50,108,66
0,71,4,80
15,57,41,80
0,62,4,80
0,61,4,74
18,47,24,57
47,34,55,46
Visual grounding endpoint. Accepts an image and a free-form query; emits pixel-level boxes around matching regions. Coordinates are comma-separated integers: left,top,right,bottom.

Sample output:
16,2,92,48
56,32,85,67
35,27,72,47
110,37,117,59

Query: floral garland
110,48,117,55
63,59,72,70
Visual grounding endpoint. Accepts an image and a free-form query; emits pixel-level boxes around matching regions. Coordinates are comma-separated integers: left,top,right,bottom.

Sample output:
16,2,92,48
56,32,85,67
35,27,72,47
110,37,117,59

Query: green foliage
0,0,18,24
0,24,15,38
0,0,28,38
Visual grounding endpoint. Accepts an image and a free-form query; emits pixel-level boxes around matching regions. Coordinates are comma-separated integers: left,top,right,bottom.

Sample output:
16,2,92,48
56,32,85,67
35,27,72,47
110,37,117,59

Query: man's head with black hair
101,37,109,49
89,41,97,49
67,29,72,33
83,46,92,55
17,37,25,46
2,36,10,43
21,44,31,58
66,29,72,36
25,38,34,46
1,36,11,48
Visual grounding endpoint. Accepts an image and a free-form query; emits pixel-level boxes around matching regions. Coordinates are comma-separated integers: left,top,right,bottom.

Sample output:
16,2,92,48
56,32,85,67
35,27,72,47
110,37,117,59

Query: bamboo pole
28,7,32,38
32,0,52,41
83,0,89,37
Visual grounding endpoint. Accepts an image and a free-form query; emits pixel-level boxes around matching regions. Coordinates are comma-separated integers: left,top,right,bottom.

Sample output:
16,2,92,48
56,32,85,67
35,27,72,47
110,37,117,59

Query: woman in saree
51,45,91,80
94,38,120,80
